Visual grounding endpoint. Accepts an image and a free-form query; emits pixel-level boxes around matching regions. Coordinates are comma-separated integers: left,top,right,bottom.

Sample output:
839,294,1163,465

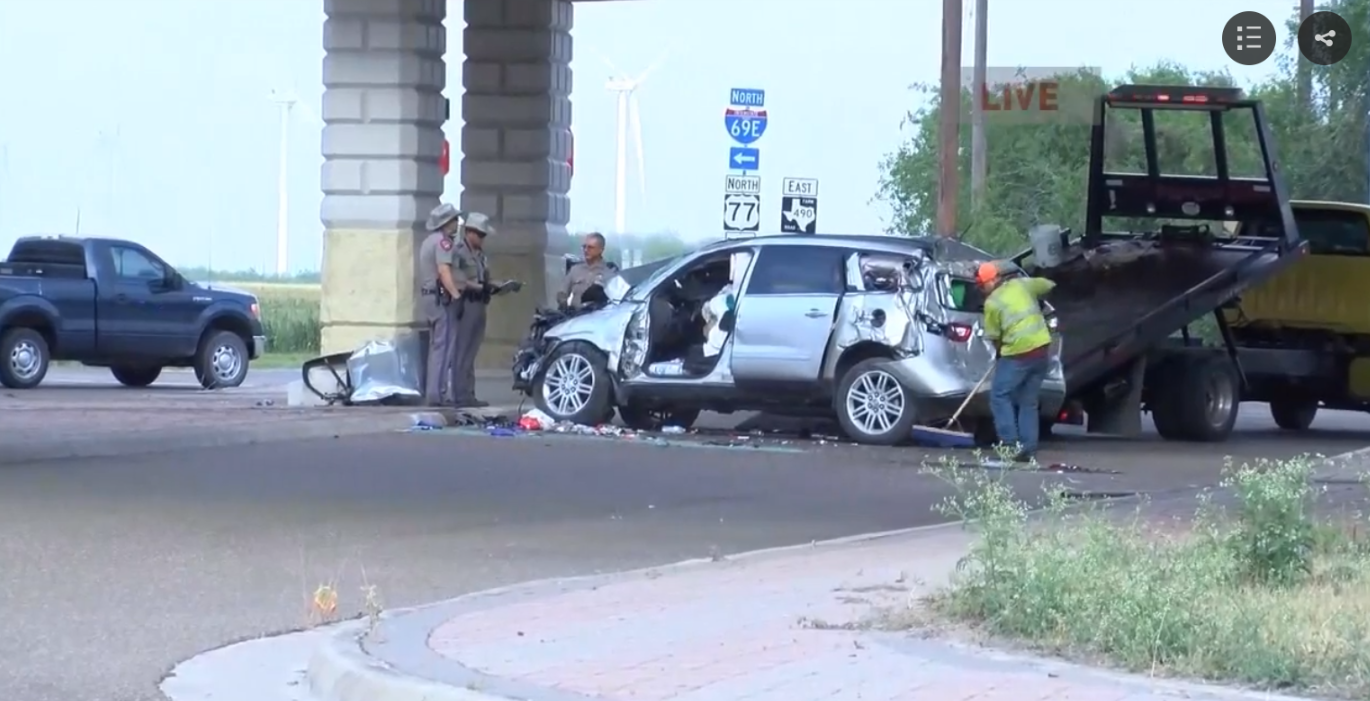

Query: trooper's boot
455,398,490,409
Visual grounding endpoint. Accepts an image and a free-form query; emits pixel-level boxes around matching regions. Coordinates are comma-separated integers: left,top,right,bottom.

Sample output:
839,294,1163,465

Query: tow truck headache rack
1017,84,1306,440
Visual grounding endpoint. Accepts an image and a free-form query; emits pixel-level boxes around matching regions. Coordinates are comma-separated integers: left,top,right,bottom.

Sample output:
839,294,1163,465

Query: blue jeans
989,353,1052,454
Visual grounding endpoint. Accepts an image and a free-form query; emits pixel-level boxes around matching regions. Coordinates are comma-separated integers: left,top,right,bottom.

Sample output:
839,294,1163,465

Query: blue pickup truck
0,236,266,389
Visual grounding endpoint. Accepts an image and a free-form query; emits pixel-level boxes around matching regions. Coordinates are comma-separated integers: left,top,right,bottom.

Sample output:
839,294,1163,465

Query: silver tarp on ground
347,332,424,404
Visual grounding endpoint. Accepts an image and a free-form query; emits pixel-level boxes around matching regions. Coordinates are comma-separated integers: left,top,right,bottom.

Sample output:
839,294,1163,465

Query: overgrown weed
918,453,1370,697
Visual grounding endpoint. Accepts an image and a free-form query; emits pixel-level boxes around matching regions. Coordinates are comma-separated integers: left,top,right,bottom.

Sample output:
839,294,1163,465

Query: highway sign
724,109,768,146
780,196,818,234
782,177,818,198
729,147,760,171
724,174,761,195
730,88,766,108
724,194,762,233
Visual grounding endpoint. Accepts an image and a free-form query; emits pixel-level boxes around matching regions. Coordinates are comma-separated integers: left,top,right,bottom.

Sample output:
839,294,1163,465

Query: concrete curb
305,444,1370,701
306,519,968,701
308,624,492,701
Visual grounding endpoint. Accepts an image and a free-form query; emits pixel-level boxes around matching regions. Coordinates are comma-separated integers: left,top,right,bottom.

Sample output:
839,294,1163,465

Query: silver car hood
544,301,642,370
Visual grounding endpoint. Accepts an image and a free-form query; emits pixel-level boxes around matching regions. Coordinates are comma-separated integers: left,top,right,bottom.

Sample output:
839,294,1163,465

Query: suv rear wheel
834,358,917,446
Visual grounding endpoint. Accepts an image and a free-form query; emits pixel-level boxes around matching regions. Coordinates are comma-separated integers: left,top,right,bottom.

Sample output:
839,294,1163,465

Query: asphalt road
4,369,1370,701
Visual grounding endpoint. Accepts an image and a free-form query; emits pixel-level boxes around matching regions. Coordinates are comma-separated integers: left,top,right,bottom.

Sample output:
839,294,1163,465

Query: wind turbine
267,86,319,277
268,88,299,277
597,50,669,235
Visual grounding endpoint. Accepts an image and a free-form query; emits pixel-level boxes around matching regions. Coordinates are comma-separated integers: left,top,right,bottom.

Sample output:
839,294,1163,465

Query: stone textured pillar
318,0,446,354
462,0,574,369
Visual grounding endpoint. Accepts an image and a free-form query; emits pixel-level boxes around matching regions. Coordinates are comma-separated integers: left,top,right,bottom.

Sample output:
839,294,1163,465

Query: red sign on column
568,131,574,177
439,139,450,176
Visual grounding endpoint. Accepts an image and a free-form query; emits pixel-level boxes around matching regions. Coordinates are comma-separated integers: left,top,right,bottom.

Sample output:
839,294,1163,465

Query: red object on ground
439,140,450,176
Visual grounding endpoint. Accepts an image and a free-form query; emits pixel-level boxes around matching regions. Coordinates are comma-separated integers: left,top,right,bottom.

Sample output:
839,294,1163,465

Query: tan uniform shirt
561,259,613,306
418,233,445,293
448,240,488,295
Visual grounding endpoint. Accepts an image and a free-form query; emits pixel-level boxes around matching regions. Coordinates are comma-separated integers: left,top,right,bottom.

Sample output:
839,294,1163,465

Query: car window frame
109,245,166,283
742,244,850,296
1293,208,1370,256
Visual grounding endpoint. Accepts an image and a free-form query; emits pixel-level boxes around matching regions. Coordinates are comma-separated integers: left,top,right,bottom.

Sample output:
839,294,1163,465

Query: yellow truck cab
1223,200,1370,429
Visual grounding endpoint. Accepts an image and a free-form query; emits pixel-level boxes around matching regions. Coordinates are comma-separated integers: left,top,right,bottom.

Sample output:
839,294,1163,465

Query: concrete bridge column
461,0,574,368
318,0,447,354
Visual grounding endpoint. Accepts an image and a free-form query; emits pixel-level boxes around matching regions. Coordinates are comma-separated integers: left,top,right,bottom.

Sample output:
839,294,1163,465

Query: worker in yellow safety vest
977,261,1057,463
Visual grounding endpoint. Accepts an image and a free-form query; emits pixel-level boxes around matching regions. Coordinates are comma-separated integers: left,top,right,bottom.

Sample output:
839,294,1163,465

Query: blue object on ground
487,427,518,437
908,425,976,449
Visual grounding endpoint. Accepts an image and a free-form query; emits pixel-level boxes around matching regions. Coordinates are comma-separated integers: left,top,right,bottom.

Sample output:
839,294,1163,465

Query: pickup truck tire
0,327,50,389
196,330,249,389
111,365,162,387
1270,398,1318,431
1151,355,1239,442
533,342,613,425
835,358,918,446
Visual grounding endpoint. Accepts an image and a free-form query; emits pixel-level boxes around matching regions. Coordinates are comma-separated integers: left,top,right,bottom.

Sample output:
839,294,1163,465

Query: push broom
909,362,995,449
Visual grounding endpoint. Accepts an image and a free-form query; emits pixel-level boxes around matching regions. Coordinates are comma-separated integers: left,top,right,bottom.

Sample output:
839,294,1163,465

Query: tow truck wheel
0,327,50,390
1270,398,1318,431
534,342,613,426
1153,356,1239,442
110,365,163,387
195,330,249,389
835,359,918,446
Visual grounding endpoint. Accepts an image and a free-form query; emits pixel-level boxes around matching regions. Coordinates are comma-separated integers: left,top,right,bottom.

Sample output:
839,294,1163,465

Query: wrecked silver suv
512,234,1066,445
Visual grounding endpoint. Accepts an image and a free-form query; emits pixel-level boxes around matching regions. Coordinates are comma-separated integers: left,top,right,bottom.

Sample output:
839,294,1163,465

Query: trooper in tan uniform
445,212,522,408
419,203,465,406
558,232,616,308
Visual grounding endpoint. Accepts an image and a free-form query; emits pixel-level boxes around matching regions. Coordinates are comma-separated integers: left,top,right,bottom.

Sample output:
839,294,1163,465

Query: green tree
877,0,1368,255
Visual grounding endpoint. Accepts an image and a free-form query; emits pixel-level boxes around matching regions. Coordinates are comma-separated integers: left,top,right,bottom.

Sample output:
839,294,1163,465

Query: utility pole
970,0,989,208
936,0,964,237
1298,0,1314,114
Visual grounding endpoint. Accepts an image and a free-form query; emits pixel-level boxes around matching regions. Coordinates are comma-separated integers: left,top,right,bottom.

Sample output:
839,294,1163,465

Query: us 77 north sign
722,194,761,232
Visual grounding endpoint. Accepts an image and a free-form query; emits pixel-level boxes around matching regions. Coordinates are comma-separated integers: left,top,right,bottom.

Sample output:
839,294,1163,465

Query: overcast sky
0,0,1293,272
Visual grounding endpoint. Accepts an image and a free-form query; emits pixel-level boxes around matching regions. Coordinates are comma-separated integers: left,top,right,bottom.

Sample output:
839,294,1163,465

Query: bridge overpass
323,0,595,366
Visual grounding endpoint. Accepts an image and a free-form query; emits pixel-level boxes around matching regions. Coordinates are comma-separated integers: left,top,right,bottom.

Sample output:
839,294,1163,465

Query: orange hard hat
975,262,1000,285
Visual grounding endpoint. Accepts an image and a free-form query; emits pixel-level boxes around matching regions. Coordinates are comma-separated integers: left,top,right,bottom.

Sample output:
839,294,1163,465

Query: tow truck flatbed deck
1017,84,1306,442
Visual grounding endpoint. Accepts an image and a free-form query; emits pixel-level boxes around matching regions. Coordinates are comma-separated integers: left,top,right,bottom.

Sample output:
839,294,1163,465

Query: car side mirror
719,310,735,333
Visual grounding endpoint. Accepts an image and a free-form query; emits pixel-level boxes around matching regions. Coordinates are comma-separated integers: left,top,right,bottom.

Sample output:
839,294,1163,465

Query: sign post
780,177,819,234
724,88,768,236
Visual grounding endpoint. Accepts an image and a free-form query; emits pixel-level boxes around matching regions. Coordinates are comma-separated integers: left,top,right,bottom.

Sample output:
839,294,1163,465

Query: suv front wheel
534,342,614,425
834,359,918,446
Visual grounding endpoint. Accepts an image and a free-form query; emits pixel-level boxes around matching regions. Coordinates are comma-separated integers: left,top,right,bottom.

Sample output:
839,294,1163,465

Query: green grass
912,454,1370,698
240,283,322,355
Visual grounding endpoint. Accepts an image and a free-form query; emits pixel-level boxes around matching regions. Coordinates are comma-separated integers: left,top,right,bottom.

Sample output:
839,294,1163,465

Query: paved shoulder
306,525,1293,701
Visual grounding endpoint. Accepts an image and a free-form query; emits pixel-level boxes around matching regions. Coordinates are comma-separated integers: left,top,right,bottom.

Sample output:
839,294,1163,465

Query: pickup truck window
1245,209,1370,256
1294,209,1370,256
109,246,165,281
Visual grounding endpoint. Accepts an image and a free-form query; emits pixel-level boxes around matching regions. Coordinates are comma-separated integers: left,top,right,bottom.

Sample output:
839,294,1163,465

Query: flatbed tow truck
1019,84,1307,442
